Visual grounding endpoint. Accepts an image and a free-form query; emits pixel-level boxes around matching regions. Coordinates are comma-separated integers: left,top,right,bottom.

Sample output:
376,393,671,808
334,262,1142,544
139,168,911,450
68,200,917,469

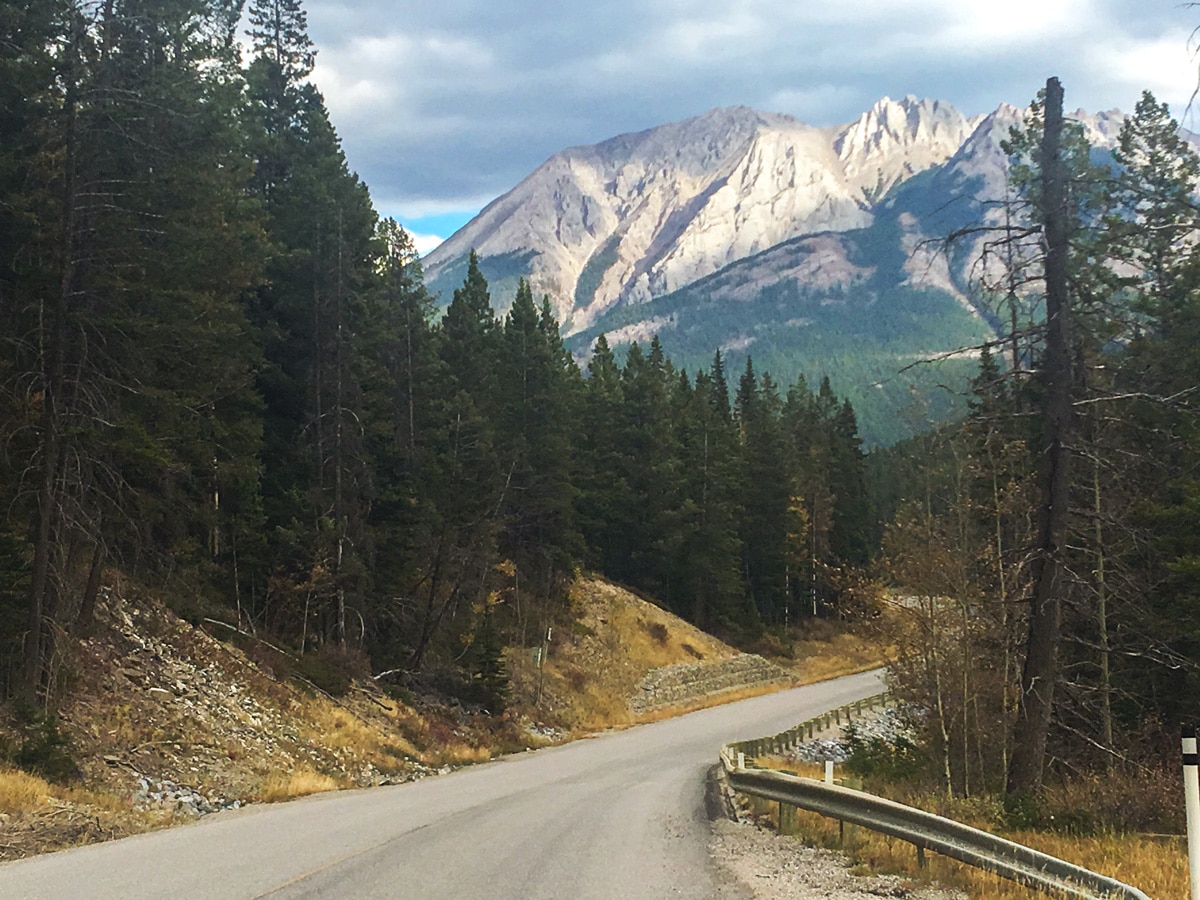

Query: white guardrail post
723,694,1151,900
1184,725,1200,900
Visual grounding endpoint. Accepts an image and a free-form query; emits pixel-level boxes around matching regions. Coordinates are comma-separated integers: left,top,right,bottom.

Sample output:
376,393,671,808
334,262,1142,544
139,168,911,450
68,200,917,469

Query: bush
10,713,79,784
293,644,372,697
844,723,923,783
294,652,350,697
644,621,669,644
746,630,793,659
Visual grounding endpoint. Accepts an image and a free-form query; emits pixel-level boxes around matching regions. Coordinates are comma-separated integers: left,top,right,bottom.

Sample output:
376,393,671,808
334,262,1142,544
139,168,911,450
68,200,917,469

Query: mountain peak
833,95,972,196
425,98,981,332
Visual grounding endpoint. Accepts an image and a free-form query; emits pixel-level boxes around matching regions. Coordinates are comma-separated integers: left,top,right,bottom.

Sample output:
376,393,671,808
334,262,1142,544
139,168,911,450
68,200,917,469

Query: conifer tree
496,281,581,585
671,360,753,632
735,359,792,622
577,335,633,576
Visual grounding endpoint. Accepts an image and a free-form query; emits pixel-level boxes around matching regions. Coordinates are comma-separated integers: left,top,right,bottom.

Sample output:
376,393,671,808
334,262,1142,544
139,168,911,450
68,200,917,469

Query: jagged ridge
425,97,978,333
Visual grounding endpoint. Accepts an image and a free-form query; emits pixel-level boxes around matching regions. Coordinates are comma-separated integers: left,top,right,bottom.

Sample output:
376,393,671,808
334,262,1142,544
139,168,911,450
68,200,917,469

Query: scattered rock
787,706,915,765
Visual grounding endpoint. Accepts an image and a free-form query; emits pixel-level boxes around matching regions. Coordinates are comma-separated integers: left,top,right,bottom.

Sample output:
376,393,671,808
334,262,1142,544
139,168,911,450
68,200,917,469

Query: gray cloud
302,0,1200,225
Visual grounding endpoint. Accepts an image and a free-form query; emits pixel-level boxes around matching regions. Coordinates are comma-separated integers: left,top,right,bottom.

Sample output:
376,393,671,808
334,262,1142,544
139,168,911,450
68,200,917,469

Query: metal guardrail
721,697,1152,900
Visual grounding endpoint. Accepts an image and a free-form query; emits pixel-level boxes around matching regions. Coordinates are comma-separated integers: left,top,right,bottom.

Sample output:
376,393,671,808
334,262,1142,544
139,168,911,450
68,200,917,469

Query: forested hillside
867,84,1200,801
0,0,873,712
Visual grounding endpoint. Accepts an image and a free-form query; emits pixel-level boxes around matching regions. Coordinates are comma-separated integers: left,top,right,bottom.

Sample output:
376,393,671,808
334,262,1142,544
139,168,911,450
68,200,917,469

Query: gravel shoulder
706,704,966,900
709,817,966,899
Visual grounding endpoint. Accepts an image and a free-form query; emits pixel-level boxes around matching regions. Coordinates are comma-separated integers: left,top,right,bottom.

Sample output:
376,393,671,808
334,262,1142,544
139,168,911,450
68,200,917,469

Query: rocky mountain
423,97,1145,444
424,97,979,333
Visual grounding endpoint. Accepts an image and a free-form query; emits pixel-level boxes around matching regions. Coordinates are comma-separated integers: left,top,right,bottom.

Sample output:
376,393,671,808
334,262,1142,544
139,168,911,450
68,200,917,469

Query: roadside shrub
11,714,79,783
294,644,372,697
295,652,350,697
644,621,669,644
746,630,793,659
844,723,922,783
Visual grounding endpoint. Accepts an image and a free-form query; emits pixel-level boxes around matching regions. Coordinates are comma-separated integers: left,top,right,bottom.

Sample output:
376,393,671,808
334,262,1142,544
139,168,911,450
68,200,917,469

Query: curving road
0,670,885,899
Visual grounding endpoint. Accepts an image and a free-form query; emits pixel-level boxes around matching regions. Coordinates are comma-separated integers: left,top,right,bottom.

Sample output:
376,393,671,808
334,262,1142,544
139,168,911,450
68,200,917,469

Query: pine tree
577,335,633,576
1,0,267,697
671,360,753,632
617,341,679,596
735,359,792,623
496,281,581,585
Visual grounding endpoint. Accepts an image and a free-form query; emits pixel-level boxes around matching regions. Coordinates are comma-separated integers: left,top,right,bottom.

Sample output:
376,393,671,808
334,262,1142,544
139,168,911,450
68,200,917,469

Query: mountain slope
565,221,992,447
425,99,1157,444
425,98,977,333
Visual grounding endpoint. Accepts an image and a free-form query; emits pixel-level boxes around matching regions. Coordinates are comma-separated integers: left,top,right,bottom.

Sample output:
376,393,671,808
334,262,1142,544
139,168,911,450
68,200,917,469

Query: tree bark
1007,77,1073,796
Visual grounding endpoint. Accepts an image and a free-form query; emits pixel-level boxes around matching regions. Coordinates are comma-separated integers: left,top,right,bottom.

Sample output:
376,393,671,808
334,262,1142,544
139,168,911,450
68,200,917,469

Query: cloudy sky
303,0,1200,253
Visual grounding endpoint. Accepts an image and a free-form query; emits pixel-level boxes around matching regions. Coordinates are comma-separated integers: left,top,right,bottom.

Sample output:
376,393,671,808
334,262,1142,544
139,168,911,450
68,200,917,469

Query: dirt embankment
1,582,518,860
507,577,795,729
3,576,837,861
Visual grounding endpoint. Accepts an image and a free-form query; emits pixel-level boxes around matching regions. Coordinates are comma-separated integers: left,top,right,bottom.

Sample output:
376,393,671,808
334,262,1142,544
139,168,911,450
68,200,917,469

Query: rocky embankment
785,705,913,764
629,653,794,714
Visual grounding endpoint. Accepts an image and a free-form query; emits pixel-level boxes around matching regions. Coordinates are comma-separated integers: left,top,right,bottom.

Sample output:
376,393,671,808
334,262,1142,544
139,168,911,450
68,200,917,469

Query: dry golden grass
508,577,896,733
297,699,416,765
770,612,894,685
0,766,52,815
294,687,499,772
789,633,892,684
254,766,344,803
744,762,1181,899
439,744,492,765
507,577,743,731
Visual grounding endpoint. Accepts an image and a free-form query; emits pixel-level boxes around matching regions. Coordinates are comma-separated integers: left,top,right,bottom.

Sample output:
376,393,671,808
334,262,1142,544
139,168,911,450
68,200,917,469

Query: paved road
0,670,885,899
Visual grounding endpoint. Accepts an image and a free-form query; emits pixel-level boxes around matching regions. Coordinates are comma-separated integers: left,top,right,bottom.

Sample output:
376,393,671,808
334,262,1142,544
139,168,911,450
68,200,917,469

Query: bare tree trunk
993,463,1012,780
1008,77,1073,797
1094,460,1113,765
74,540,107,634
23,65,80,702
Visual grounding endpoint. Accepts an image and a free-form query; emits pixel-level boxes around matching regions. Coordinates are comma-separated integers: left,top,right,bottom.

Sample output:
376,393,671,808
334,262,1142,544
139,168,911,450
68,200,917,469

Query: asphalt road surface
0,670,885,899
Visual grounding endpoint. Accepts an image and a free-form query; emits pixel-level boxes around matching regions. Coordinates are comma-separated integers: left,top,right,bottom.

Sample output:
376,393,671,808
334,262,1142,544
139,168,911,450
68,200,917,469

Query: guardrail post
779,801,799,836
916,845,927,869
1184,725,1200,900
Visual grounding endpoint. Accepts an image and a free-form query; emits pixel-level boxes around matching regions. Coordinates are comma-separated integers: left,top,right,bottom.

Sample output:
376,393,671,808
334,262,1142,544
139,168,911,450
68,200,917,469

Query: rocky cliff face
424,97,978,333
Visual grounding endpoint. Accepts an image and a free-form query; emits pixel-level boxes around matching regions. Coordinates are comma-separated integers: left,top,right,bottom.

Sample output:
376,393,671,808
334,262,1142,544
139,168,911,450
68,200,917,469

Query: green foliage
426,250,539,315
9,709,79,784
294,650,355,697
468,608,509,711
568,275,988,447
843,724,922,783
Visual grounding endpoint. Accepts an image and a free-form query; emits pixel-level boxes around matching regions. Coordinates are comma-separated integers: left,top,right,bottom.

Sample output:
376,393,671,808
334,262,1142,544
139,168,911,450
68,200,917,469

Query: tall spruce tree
671,359,753,632
735,360,792,623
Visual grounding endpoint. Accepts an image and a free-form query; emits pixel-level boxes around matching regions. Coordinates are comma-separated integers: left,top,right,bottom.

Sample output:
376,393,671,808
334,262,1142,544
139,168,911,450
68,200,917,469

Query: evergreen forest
0,0,873,710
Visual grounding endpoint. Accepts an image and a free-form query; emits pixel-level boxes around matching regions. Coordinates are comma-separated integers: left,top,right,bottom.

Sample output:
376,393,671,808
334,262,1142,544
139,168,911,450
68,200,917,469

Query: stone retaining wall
629,653,792,714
